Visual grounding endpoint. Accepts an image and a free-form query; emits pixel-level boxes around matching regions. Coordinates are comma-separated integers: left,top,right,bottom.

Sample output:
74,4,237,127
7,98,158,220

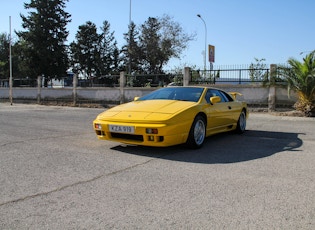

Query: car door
217,90,242,124
203,89,239,132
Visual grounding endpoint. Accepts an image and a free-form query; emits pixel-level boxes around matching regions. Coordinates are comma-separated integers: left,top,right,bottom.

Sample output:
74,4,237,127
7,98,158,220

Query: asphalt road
0,103,314,229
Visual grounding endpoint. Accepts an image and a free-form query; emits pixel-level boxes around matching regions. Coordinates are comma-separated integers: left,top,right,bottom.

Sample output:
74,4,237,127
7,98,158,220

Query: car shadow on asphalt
111,130,304,164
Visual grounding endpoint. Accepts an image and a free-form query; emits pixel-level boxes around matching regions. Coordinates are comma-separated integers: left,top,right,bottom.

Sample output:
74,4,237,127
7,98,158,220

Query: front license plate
109,125,135,134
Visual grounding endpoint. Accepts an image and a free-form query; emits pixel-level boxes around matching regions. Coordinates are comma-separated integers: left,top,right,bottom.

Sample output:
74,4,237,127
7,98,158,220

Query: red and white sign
208,45,215,63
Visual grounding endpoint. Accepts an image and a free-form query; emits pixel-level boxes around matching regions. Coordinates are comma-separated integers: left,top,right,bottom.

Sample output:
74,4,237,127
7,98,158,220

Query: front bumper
93,119,191,147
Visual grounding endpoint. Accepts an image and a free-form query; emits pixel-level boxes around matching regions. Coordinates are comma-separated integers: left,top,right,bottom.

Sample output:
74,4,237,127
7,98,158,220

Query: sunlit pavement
0,103,314,229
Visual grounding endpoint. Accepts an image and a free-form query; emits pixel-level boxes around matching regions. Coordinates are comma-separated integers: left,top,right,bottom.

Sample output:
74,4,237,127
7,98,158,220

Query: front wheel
186,115,206,149
236,110,246,134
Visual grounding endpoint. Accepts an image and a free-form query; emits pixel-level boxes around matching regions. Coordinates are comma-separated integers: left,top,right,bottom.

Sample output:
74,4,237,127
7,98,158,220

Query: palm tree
278,51,315,116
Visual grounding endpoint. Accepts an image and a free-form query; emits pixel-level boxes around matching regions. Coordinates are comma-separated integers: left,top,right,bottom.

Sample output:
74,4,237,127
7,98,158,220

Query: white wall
0,85,297,106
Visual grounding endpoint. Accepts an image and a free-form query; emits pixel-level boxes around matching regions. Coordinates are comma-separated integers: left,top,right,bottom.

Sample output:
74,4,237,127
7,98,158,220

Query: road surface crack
0,154,169,207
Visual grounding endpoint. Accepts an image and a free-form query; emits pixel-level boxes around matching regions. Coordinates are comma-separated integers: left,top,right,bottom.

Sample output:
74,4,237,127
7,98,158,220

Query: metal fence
67,73,182,87
0,65,286,88
125,73,183,87
1,78,38,87
190,68,270,85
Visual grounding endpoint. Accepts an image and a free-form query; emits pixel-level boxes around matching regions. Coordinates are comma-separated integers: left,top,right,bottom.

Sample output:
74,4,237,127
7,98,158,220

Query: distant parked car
93,86,248,148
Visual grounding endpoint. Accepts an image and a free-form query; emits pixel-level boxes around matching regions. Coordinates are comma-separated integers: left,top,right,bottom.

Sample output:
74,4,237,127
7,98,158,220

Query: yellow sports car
93,86,248,148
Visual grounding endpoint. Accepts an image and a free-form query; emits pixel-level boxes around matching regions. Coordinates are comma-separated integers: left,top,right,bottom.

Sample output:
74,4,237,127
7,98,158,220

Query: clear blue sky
1,0,314,70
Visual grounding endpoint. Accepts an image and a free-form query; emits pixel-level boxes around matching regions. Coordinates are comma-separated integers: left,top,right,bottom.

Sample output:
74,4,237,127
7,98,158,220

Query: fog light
148,136,154,141
95,123,102,129
146,128,158,134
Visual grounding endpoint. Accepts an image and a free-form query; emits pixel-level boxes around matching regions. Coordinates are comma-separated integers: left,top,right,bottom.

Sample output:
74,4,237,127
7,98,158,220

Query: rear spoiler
229,92,242,100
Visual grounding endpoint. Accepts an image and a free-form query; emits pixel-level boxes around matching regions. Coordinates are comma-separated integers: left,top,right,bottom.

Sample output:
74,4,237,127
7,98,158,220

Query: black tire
236,110,246,134
186,115,206,149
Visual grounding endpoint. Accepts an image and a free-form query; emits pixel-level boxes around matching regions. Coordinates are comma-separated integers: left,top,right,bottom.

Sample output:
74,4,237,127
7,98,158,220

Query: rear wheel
186,115,206,149
236,110,246,133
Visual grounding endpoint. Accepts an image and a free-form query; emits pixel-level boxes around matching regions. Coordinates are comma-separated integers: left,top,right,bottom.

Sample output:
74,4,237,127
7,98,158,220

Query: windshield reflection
138,87,204,102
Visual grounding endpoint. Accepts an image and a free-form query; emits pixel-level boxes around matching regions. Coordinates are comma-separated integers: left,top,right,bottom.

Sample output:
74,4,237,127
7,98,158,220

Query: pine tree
17,0,71,84
122,22,142,74
139,17,162,74
70,21,99,80
99,20,119,75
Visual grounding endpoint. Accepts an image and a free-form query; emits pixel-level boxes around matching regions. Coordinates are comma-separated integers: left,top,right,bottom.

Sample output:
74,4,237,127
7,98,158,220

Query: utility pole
197,14,207,77
128,0,132,75
9,16,13,105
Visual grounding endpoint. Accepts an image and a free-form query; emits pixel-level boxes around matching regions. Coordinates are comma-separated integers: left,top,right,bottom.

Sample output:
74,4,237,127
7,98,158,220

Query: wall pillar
72,74,78,106
120,72,126,104
183,67,191,86
37,76,41,104
268,64,277,112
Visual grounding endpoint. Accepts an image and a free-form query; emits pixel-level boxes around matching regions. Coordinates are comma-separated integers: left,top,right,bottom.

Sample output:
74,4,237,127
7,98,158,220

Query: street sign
208,45,215,63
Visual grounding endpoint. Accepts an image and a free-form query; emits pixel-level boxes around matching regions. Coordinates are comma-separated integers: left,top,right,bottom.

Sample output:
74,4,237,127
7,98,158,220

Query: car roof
167,86,223,91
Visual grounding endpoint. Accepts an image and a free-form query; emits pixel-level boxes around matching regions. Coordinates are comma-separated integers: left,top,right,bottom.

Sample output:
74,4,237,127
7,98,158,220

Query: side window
205,89,233,103
205,89,223,103
218,90,233,102
205,89,214,103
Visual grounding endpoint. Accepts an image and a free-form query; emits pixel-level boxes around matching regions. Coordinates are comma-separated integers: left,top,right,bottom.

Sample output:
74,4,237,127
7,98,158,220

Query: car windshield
138,87,204,102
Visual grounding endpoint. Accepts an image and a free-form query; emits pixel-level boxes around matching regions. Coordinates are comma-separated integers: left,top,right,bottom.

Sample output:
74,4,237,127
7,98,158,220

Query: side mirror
134,97,140,101
210,96,221,104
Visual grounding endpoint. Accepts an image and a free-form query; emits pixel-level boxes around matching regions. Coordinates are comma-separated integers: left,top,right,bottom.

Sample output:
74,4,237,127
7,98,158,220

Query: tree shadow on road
111,130,304,164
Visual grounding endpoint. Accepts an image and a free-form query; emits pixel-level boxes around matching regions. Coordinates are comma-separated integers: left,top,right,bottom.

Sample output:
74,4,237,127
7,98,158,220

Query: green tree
160,15,194,59
139,15,195,74
70,20,120,79
0,33,10,80
278,51,315,116
17,0,71,85
139,17,162,74
249,58,268,82
13,38,34,79
122,22,142,74
70,21,99,79
0,33,24,82
98,20,120,75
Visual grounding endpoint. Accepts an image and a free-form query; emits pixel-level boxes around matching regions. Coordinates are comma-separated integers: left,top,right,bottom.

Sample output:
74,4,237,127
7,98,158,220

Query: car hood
97,100,195,122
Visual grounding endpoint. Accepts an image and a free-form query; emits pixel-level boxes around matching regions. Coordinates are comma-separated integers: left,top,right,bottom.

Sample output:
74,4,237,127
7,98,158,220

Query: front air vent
111,133,144,142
